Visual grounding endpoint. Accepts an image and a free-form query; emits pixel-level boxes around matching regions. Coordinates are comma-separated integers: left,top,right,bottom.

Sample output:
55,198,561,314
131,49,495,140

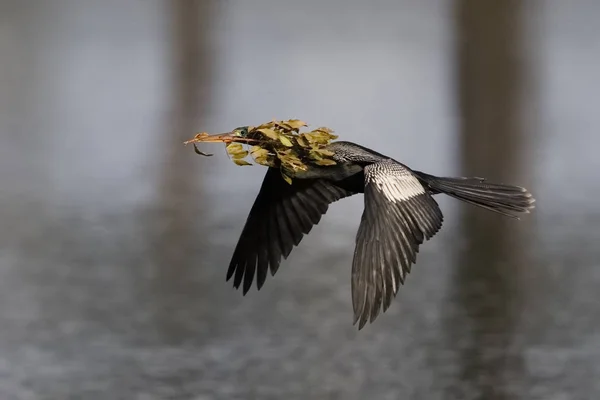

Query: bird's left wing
228,167,356,294
352,160,444,329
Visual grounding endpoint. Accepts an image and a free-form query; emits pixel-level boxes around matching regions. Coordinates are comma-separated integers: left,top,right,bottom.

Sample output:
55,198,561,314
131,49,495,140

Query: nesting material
185,119,339,184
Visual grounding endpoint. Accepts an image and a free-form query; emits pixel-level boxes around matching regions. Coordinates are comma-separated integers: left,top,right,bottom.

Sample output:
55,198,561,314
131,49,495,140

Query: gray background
1,1,599,399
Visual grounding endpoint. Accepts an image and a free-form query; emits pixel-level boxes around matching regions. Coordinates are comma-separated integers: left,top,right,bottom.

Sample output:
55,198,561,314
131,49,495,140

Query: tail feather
414,172,535,219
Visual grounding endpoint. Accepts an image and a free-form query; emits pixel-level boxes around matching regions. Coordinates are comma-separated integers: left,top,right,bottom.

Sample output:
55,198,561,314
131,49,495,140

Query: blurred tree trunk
448,1,532,398
151,0,215,343
157,0,212,220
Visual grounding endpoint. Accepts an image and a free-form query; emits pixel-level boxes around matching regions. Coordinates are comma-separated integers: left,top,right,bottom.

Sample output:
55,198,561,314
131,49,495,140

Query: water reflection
148,0,214,345
446,2,532,398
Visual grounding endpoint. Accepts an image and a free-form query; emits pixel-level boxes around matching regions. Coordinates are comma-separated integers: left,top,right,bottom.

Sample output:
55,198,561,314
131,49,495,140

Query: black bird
193,132,535,329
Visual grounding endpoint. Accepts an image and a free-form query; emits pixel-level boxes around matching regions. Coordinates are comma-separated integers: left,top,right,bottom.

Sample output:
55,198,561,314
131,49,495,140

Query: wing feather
228,168,356,294
352,160,444,329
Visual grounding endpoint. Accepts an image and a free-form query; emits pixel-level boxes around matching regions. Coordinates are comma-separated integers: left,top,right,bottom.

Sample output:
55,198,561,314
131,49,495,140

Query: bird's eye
233,127,248,137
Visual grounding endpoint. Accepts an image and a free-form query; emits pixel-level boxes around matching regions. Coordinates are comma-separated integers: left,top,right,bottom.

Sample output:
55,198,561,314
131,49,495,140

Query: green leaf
279,135,293,147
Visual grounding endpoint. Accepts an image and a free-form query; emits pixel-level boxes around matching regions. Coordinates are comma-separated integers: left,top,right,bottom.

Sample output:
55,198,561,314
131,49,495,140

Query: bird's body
225,140,535,329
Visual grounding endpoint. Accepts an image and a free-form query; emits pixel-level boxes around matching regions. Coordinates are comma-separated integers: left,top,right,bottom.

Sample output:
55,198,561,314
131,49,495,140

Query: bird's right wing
228,167,356,295
352,160,444,329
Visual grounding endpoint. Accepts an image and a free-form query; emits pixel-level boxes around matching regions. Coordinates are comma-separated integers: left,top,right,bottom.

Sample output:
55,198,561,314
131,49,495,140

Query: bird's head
232,126,250,138
184,126,251,144
183,126,261,156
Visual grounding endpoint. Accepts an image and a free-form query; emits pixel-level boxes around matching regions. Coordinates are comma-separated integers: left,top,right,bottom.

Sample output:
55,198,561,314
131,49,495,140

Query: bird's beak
183,131,237,145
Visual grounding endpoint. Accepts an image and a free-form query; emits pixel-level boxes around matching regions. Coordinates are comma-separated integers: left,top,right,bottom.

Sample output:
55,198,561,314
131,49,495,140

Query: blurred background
1,0,599,399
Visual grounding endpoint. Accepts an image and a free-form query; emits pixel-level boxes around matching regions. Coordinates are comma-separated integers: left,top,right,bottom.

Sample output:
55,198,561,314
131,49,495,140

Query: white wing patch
365,160,425,203
352,159,443,329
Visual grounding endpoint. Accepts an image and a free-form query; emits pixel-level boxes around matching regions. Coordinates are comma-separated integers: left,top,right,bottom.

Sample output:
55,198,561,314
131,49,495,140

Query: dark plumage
226,141,535,329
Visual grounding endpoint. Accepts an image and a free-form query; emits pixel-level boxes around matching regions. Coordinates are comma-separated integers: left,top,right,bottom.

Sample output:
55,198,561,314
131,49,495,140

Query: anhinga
188,124,535,329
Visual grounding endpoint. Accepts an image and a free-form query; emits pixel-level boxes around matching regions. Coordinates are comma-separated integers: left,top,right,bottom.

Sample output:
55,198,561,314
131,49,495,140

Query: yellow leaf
276,148,292,156
315,148,334,156
273,120,294,132
304,133,329,144
255,121,275,130
212,120,340,175
315,158,337,166
279,135,293,147
233,159,252,166
296,135,308,147
273,121,290,131
232,150,248,159
281,157,307,171
226,143,244,153
314,126,335,134
282,152,301,162
257,128,279,140
283,119,307,131
281,172,292,185
254,155,267,164
257,156,276,167
308,151,323,160
250,147,269,158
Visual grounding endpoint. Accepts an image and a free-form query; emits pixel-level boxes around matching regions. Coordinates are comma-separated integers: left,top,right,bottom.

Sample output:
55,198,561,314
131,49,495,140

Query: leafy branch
186,119,339,184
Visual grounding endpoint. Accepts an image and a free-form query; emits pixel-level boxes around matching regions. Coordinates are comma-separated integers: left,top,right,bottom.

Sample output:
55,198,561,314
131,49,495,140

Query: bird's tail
414,171,535,219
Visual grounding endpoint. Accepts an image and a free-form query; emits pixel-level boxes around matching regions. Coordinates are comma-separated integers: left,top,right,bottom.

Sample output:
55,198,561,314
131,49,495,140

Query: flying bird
188,125,536,329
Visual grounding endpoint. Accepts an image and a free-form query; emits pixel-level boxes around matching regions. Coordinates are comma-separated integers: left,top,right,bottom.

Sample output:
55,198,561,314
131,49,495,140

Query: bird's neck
292,163,363,181
327,141,388,164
